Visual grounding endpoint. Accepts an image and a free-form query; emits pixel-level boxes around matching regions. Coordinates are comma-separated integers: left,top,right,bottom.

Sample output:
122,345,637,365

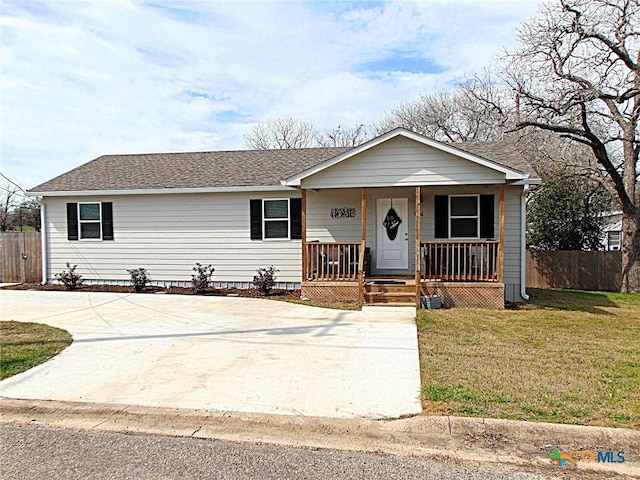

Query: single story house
28,128,540,308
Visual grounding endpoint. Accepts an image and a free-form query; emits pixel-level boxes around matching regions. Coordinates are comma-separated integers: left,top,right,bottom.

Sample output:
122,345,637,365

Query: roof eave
28,185,295,197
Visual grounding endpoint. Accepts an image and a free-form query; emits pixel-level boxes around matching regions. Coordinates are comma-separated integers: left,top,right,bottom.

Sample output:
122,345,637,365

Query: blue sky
0,0,540,190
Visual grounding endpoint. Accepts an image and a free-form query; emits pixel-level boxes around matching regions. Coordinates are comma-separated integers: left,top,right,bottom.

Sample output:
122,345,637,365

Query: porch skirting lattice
421,282,504,309
301,281,360,304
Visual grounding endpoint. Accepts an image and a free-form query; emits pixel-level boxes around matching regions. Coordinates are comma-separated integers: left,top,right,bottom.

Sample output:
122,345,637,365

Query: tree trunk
622,212,640,293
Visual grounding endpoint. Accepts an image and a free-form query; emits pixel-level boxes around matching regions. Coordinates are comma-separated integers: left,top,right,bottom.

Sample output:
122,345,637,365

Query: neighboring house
28,128,540,308
601,211,623,251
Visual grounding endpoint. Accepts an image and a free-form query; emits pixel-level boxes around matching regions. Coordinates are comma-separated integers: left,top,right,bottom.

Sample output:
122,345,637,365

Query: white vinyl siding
306,189,362,242
503,185,523,300
301,136,505,189
45,192,302,284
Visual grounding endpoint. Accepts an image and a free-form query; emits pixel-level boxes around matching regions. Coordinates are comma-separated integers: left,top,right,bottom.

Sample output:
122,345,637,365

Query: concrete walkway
0,290,421,419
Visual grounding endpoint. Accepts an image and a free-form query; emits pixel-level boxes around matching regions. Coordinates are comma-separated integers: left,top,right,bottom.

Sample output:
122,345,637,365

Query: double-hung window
449,195,479,238
607,231,621,251
78,203,102,239
263,199,290,240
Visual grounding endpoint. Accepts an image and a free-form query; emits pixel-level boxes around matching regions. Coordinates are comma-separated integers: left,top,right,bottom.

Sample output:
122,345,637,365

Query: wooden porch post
415,186,422,308
359,188,367,305
301,189,307,282
498,184,505,283
361,188,367,244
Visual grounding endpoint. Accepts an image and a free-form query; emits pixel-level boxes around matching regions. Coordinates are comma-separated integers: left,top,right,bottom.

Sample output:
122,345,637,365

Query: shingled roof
28,133,538,194
29,147,350,193
451,140,539,179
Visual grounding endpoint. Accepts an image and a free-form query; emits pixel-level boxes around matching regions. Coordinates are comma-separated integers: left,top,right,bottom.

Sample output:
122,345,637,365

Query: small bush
191,263,215,294
253,266,279,295
55,263,83,290
127,267,151,292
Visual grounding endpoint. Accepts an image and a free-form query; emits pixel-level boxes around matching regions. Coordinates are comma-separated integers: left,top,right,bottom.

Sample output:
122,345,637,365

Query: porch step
364,291,416,306
364,284,413,294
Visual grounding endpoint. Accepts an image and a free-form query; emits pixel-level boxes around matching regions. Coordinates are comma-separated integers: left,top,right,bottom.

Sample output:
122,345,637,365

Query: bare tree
244,116,318,149
244,116,370,149
0,180,21,232
502,0,640,292
316,124,370,147
375,70,513,142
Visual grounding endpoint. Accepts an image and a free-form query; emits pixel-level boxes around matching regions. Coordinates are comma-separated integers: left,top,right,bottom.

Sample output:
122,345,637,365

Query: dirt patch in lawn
2,283,301,300
1,284,364,310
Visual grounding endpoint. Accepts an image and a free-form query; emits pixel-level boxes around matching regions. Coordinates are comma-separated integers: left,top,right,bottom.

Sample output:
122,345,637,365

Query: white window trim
78,202,102,241
449,194,480,239
262,198,290,241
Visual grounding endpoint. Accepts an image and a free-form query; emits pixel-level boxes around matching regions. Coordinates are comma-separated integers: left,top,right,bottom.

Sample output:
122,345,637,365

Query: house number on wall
330,207,357,219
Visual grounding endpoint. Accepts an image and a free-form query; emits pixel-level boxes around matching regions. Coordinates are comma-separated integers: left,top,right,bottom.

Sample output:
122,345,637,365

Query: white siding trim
40,200,47,284
28,186,294,197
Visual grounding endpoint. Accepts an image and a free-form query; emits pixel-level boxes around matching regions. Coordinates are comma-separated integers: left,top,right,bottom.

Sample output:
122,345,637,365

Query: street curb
1,398,638,477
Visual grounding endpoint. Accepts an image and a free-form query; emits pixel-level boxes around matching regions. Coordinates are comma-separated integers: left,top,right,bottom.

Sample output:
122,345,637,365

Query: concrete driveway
0,290,421,419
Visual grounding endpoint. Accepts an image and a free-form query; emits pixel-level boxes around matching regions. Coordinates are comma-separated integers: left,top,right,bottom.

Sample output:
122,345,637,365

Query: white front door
376,198,409,270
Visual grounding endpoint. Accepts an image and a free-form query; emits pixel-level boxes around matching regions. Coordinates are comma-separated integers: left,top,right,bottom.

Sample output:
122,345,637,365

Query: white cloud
0,0,540,189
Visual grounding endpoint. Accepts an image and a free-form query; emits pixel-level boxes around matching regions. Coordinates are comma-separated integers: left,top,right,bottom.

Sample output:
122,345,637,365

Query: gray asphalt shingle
28,136,537,193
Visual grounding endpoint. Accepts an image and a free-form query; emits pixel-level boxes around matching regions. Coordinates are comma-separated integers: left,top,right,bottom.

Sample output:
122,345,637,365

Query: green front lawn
0,321,72,379
417,289,640,428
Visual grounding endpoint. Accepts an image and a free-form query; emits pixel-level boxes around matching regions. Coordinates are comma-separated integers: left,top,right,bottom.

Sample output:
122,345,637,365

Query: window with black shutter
290,198,302,240
434,194,494,239
434,195,448,238
250,198,302,240
66,202,113,241
479,195,495,238
66,203,78,240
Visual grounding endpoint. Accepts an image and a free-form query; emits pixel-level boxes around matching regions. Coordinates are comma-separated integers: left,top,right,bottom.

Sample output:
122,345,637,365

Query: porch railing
305,242,362,281
421,241,499,282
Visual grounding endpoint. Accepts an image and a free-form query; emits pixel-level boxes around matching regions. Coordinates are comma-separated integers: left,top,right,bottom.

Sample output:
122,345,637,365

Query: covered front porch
299,186,507,308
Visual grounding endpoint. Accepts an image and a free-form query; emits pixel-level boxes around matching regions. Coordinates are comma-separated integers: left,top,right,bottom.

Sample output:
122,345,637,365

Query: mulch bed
2,283,301,300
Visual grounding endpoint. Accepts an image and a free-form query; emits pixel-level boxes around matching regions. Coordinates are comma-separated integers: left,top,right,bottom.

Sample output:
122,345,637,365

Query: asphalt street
0,424,624,480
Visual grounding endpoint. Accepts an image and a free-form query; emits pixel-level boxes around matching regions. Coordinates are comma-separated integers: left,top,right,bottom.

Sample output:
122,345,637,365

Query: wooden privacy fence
526,250,622,292
0,232,42,283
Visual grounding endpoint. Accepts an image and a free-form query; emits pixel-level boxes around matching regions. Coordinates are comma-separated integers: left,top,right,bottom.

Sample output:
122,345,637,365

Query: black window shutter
250,199,262,240
66,203,78,240
290,198,302,240
102,202,114,240
480,195,495,238
434,195,448,239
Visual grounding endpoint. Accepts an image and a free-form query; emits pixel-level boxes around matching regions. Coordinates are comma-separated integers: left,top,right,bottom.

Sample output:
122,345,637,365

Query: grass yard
417,288,640,428
0,321,72,380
